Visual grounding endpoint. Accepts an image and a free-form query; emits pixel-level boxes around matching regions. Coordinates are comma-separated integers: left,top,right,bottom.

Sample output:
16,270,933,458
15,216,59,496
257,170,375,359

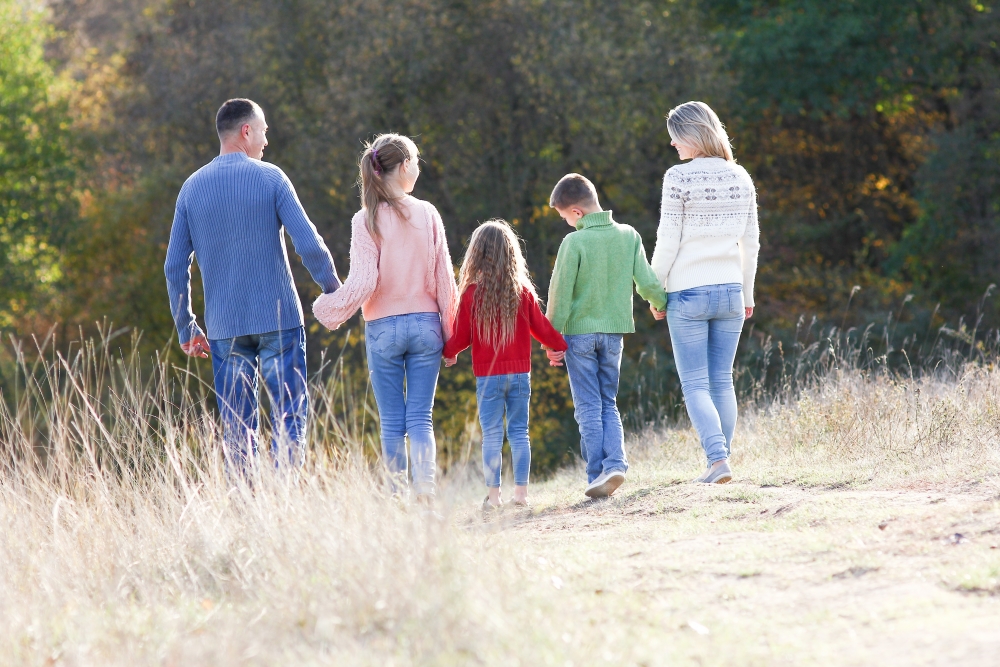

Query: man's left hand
181,334,210,358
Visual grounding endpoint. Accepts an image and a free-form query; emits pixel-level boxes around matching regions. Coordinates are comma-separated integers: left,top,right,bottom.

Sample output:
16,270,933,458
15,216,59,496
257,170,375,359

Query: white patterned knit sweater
651,157,761,307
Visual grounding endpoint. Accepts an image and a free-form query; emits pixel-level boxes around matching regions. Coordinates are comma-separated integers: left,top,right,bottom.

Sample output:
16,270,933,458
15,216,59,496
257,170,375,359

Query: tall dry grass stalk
0,331,561,664
1,327,998,664
631,364,1000,488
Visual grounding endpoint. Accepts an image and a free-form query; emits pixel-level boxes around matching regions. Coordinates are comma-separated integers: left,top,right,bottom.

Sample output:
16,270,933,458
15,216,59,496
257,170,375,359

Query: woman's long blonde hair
666,101,735,162
358,133,419,240
457,220,537,349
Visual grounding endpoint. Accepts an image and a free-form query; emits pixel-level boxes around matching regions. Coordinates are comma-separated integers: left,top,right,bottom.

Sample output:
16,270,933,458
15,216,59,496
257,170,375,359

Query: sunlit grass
1,331,998,665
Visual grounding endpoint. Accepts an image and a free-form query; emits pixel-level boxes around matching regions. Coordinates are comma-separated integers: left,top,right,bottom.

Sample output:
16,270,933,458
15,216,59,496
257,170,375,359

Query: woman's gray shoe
699,462,732,484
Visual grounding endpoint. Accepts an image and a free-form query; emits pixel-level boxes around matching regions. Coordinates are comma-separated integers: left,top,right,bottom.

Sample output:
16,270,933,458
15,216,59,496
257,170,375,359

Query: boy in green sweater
545,173,666,498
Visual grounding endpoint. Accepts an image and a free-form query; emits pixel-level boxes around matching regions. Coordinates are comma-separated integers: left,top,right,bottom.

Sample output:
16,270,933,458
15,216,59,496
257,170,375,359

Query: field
1,343,999,666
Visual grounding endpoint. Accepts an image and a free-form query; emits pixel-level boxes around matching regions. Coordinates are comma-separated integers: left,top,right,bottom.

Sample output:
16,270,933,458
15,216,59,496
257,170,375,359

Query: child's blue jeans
666,283,745,465
365,312,443,497
475,373,531,488
563,333,627,484
209,326,308,474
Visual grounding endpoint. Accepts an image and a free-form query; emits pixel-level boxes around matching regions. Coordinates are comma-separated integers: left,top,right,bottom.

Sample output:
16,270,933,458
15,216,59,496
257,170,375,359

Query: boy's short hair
549,173,599,210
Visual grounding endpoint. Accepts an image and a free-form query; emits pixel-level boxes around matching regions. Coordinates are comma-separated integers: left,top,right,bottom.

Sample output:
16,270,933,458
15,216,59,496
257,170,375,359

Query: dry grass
1,337,999,666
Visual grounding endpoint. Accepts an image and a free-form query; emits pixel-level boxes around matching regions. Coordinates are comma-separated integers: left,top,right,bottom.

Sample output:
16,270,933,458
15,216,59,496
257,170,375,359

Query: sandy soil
463,467,1000,666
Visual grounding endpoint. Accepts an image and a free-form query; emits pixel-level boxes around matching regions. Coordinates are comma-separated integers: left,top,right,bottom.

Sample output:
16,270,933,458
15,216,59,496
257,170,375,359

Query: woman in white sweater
650,101,760,484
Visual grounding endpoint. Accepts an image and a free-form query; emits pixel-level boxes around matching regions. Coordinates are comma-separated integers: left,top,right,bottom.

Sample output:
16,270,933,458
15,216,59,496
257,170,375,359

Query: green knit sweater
546,211,666,335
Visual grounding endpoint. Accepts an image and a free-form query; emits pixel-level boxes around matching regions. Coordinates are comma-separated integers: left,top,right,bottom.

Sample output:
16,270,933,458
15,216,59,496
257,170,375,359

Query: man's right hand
181,333,210,359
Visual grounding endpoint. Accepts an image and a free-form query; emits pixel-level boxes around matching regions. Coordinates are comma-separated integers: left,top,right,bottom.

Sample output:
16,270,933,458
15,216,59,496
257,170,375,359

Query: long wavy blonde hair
457,220,537,349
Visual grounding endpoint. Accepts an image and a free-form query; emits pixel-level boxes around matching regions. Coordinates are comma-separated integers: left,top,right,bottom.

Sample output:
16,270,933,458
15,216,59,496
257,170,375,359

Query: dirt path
470,472,1000,666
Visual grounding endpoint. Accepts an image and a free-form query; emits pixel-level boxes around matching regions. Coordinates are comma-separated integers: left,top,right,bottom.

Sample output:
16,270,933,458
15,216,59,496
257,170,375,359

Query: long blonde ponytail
358,133,419,240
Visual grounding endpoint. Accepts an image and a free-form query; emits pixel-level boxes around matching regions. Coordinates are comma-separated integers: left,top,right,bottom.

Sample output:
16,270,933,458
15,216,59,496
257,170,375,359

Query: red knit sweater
443,285,568,377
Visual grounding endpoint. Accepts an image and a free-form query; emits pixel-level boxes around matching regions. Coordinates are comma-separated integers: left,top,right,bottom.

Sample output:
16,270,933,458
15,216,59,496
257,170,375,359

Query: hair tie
371,149,381,176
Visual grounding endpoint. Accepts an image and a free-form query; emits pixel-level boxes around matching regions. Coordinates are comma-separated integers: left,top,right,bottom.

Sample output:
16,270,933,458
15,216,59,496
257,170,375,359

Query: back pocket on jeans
568,334,596,356
366,319,395,356
727,287,745,315
676,290,711,318
476,375,501,400
417,316,443,354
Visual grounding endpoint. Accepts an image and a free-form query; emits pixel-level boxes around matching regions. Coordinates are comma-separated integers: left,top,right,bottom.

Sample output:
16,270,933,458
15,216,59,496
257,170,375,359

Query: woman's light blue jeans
365,312,443,497
666,283,745,465
475,373,531,488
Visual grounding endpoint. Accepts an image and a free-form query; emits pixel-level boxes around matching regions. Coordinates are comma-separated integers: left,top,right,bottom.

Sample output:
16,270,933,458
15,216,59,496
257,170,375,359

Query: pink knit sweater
313,196,459,340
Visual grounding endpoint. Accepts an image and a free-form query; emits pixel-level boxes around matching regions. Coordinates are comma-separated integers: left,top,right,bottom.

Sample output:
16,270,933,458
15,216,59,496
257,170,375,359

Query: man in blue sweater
164,98,341,473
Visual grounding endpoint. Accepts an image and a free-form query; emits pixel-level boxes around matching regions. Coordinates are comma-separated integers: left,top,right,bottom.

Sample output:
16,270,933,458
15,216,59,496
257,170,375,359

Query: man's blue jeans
476,373,531,488
365,313,443,497
209,326,308,473
666,283,745,465
564,333,627,484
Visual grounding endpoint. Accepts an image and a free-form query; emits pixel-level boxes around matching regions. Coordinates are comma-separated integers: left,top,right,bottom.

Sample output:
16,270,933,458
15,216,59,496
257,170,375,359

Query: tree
50,0,713,471
708,0,1000,323
0,0,78,330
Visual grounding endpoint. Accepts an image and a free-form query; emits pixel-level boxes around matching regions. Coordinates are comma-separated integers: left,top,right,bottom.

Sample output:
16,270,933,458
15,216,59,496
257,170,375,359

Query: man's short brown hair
216,98,262,138
549,173,599,209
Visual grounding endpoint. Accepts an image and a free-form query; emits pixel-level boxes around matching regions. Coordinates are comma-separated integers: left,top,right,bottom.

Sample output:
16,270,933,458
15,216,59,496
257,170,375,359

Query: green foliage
0,1,77,328
711,0,1000,323
3,0,1000,475
48,0,713,471
886,6,1000,311
708,0,938,116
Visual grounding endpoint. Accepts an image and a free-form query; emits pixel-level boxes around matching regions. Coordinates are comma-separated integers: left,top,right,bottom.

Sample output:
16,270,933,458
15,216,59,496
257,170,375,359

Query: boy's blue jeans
666,283,745,465
209,326,308,473
563,333,627,483
476,373,531,488
365,312,443,497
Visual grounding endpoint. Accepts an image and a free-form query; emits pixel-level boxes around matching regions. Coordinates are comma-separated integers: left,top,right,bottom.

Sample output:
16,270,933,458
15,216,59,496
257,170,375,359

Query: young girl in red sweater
444,220,567,509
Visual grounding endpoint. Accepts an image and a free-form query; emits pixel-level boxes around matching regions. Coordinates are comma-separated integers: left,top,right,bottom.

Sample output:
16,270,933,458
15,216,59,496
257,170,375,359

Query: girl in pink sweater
313,134,459,506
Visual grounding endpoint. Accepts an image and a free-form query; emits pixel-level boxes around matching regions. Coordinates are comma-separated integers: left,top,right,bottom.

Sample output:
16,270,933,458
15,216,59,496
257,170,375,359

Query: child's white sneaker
584,470,625,498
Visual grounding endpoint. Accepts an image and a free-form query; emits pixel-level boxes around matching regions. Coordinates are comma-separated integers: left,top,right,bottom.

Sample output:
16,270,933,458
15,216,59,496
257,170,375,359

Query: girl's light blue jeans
475,373,531,488
666,283,745,465
365,312,443,497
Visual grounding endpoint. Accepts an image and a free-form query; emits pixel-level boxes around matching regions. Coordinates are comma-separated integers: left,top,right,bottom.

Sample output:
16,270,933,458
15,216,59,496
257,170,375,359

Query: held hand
181,333,210,359
546,349,565,367
745,307,754,319
443,356,458,367
650,304,666,321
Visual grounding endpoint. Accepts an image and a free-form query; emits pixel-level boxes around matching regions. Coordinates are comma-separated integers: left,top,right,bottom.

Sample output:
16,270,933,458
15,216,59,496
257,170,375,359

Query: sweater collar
214,152,251,163
575,210,613,231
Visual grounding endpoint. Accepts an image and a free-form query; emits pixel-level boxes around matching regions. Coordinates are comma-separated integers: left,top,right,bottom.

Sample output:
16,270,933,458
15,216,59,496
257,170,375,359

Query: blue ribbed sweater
164,152,341,344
